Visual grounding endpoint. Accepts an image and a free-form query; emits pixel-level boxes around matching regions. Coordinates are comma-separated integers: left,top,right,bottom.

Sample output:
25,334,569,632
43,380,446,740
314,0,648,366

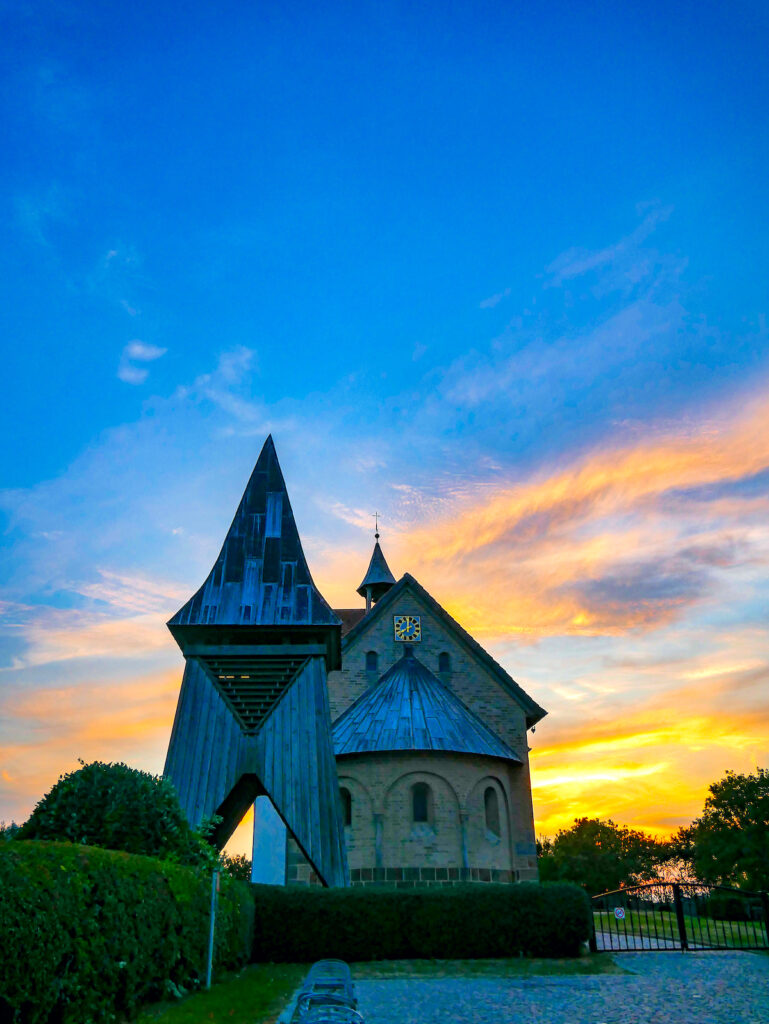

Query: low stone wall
349,866,517,887
286,836,519,887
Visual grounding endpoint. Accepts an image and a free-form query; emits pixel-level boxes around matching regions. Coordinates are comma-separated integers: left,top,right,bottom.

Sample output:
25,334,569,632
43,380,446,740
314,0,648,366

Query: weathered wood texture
168,434,338,631
163,435,349,887
165,654,348,885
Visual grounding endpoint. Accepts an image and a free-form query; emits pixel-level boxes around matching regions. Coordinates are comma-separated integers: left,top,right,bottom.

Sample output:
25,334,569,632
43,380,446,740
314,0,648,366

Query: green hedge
251,882,591,961
0,841,254,1024
703,890,758,922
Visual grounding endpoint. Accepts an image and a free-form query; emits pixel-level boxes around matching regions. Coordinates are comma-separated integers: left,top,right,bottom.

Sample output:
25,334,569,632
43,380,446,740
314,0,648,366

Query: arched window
412,782,431,823
365,651,378,673
340,787,352,827
438,651,450,673
484,786,501,837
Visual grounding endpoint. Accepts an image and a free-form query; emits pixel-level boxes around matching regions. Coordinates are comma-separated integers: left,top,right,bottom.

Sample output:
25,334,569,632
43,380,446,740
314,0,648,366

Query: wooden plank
185,644,326,658
190,682,217,825
175,664,205,818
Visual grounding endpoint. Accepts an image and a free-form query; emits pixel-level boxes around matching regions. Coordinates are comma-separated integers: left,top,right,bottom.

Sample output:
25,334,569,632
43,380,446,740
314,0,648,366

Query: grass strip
351,954,623,978
133,964,306,1024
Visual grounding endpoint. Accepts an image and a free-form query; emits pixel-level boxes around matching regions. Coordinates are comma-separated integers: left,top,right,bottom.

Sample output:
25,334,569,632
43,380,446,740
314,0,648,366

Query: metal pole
206,869,219,989
760,891,769,949
673,883,688,952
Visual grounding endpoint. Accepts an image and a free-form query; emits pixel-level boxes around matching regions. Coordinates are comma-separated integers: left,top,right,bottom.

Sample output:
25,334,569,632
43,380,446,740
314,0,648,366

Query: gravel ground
353,952,769,1024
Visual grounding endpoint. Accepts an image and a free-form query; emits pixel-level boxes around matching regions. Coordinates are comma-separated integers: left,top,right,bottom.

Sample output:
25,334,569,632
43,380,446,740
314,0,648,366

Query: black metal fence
590,882,769,952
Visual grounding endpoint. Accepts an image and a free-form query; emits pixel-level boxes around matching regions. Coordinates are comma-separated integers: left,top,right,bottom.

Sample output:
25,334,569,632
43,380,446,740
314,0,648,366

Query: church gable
328,574,545,755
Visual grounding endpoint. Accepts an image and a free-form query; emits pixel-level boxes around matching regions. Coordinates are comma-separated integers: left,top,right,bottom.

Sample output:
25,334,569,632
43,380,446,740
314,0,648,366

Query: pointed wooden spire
169,434,339,630
163,436,348,886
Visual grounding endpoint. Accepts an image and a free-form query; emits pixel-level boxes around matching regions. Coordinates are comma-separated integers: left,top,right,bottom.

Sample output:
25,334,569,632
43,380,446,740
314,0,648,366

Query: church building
162,433,546,888
285,534,547,887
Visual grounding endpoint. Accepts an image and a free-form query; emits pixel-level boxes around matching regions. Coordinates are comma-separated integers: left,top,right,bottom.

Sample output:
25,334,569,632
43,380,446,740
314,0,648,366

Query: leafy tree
18,760,217,869
677,767,769,890
538,817,669,895
220,852,253,881
0,821,20,842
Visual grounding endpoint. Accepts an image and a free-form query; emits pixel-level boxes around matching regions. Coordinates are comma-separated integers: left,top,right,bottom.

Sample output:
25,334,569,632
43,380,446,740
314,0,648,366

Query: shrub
704,891,751,921
0,821,20,843
251,882,590,962
538,818,671,895
17,761,215,869
0,840,254,1024
220,852,253,881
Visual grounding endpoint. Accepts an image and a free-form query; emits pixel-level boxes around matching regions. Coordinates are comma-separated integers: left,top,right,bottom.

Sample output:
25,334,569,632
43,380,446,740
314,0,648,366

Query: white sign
614,907,626,920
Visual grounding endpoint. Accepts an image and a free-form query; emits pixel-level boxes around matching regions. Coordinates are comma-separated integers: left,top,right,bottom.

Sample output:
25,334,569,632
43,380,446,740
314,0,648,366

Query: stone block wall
326,581,540,879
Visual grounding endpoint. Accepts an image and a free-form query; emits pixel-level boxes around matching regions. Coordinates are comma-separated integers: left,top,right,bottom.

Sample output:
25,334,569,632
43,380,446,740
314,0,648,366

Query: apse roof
332,649,521,762
356,540,396,599
168,435,339,629
341,573,547,729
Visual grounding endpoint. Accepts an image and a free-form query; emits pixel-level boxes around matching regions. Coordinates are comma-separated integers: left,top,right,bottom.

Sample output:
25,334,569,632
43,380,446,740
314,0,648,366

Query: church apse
163,435,349,887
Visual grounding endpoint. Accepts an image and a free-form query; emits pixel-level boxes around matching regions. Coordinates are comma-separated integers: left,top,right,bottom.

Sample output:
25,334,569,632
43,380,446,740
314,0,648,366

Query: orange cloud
382,391,769,639
0,669,181,823
531,702,769,838
3,602,178,669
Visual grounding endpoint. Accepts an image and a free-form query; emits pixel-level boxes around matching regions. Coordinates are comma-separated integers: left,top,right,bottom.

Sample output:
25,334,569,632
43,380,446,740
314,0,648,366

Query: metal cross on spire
372,511,380,539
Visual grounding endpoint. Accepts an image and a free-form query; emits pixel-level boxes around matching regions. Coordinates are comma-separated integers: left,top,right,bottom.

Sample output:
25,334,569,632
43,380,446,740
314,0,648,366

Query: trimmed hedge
704,890,757,921
251,882,591,961
0,841,254,1024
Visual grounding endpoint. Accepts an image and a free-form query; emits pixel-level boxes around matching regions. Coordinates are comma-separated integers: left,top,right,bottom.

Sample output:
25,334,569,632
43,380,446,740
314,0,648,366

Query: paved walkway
594,930,681,950
354,951,769,1024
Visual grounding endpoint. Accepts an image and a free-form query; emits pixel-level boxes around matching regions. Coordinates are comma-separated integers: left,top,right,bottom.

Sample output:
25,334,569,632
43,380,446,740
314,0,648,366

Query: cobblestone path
354,951,769,1024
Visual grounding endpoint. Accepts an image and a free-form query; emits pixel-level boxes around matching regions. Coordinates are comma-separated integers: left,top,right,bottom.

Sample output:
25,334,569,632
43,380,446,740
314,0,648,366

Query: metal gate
590,882,769,952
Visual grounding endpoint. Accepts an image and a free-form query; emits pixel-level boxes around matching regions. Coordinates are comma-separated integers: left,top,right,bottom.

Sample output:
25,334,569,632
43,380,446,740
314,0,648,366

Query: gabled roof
356,540,396,601
168,435,339,629
341,573,547,728
334,608,367,637
333,649,521,762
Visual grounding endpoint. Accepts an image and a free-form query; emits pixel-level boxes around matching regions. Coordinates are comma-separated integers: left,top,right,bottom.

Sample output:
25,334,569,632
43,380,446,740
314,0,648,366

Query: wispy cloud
14,184,69,249
393,387,769,639
0,670,179,824
0,600,177,671
479,287,511,309
117,340,167,384
531,673,769,836
546,203,673,287
2,206,767,848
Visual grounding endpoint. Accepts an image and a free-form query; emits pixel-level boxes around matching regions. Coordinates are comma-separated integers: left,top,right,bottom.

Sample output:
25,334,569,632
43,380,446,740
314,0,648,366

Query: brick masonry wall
348,866,516,887
285,836,520,887
337,751,537,881
326,583,540,881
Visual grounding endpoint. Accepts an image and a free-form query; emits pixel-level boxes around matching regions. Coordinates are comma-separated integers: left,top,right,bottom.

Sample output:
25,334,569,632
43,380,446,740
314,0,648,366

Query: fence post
672,883,688,951
589,901,597,953
760,892,769,949
206,869,220,988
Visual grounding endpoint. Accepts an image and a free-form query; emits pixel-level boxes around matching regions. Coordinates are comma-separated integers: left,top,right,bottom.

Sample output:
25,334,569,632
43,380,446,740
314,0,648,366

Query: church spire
356,523,396,611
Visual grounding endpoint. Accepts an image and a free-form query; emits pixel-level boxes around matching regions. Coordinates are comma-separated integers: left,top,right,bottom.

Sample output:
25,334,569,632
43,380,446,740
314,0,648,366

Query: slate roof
341,573,547,729
333,648,521,762
168,435,339,629
356,540,396,601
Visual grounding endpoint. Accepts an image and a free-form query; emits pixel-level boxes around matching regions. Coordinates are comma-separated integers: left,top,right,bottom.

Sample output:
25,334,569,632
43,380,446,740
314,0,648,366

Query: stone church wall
325,583,539,881
285,748,538,886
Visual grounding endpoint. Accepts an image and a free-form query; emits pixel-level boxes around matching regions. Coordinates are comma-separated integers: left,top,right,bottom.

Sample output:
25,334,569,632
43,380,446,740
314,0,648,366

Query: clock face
394,614,421,642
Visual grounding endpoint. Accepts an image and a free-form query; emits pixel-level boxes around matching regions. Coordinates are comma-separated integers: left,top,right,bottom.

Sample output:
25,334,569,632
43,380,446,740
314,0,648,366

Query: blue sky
1,0,768,849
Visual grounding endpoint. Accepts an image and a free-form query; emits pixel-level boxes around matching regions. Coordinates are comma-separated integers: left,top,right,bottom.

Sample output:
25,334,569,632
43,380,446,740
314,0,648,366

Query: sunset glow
1,2,767,860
